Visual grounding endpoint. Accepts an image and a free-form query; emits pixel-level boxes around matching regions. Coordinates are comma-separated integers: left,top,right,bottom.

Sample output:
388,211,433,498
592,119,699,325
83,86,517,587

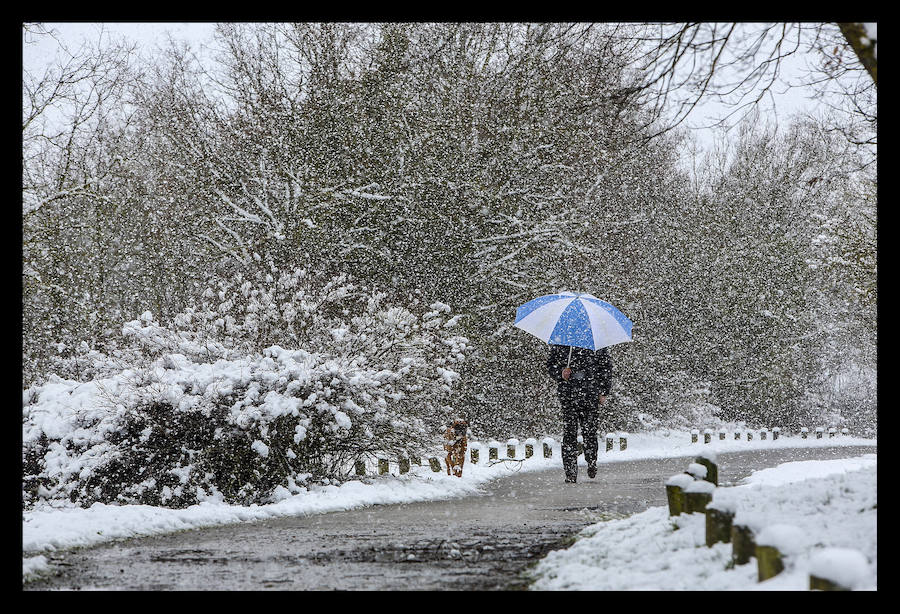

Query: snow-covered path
23,445,874,591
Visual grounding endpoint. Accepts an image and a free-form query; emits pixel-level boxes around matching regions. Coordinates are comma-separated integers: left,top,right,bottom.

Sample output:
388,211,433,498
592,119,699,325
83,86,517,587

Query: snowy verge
527,453,876,591
22,431,875,582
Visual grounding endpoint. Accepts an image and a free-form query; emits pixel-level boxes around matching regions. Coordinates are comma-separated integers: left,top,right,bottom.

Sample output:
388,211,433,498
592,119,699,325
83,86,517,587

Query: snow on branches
22,267,469,509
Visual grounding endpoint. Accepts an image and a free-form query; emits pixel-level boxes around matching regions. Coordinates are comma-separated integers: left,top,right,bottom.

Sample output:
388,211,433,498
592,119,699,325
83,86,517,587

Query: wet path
25,445,875,590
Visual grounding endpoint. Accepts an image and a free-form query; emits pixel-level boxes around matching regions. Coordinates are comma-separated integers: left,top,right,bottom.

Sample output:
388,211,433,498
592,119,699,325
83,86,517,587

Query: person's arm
546,345,568,382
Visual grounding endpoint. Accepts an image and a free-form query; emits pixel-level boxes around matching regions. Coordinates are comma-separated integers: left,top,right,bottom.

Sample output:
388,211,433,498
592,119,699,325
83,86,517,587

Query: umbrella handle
567,346,573,368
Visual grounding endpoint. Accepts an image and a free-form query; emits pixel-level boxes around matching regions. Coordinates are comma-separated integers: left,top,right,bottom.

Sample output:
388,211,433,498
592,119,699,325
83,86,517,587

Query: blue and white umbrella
514,292,633,364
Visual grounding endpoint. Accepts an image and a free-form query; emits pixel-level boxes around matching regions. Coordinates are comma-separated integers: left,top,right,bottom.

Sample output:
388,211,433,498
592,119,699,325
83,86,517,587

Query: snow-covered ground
527,451,877,591
23,430,876,588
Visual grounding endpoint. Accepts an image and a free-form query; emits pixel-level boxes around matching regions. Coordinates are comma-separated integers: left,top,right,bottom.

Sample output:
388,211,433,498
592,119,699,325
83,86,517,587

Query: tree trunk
838,22,877,85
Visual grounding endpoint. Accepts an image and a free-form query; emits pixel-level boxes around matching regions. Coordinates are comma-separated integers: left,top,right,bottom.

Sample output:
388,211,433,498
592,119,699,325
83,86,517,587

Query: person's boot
565,475,577,483
587,463,597,479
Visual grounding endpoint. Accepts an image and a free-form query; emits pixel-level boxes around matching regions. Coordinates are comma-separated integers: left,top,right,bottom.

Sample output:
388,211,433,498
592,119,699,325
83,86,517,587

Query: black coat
546,344,612,399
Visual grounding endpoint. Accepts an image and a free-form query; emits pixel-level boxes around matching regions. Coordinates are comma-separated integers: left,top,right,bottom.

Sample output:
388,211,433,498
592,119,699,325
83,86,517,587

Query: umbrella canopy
513,292,633,351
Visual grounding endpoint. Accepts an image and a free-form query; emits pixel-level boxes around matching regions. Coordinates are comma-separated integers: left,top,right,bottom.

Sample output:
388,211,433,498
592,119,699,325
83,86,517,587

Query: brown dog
443,418,468,477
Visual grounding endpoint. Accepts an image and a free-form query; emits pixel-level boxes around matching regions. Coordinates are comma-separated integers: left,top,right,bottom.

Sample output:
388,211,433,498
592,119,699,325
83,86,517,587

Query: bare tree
22,23,139,217
22,23,141,381
619,22,877,152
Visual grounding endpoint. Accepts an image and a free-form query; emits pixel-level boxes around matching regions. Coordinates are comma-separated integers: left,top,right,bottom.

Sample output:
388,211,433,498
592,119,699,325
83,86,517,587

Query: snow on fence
360,425,855,477
663,453,870,590
354,433,630,477
691,425,849,443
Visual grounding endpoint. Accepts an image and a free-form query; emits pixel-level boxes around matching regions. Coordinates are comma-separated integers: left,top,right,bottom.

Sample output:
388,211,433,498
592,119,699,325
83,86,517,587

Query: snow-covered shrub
22,268,469,508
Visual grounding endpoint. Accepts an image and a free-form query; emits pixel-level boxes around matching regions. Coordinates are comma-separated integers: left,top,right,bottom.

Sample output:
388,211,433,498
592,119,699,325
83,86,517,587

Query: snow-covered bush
22,268,469,508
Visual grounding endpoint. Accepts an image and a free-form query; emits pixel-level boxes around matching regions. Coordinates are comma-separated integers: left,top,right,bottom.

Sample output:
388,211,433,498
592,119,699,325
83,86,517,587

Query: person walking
546,344,612,483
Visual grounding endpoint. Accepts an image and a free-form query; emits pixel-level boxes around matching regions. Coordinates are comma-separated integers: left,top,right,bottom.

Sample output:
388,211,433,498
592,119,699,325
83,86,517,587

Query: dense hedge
22,270,468,509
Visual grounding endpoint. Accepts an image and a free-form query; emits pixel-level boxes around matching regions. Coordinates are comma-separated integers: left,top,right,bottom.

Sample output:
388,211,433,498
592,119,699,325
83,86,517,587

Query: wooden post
399,458,410,474
808,548,869,591
732,524,756,565
524,438,536,458
378,458,389,475
354,459,366,476
706,506,734,547
470,447,479,464
703,429,711,444
801,427,808,439
543,438,554,458
694,454,718,486
756,545,785,581
428,457,441,472
719,429,727,441
816,427,824,439
746,431,753,441
760,429,767,441
665,474,693,517
810,576,850,591
665,485,685,516
620,433,628,451
691,429,699,444
507,438,519,458
684,480,715,513
685,490,713,514
841,428,849,437
734,430,741,441
489,441,499,461
828,427,836,438
606,433,615,452
772,427,780,441
687,462,707,481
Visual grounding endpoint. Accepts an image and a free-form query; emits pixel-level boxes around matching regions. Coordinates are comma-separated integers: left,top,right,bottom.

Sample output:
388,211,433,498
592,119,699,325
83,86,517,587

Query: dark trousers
560,389,599,481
